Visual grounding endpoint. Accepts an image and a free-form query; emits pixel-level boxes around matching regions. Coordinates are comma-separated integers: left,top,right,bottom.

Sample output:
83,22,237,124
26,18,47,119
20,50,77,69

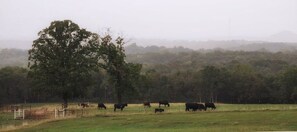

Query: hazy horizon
1,0,297,44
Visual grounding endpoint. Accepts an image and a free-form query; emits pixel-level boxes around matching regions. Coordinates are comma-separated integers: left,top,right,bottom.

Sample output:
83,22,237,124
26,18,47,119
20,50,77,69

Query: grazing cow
98,103,107,109
205,103,216,110
78,102,89,108
114,103,128,111
155,108,164,113
197,103,207,111
143,102,151,108
185,103,206,111
159,100,170,107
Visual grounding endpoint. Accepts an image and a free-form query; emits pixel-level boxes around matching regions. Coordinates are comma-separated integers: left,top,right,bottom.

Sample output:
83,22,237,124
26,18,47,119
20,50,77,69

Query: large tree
98,35,142,103
28,20,99,107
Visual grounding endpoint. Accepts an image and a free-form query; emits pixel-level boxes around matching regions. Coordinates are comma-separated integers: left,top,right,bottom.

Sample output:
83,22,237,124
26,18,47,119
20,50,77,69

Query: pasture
1,103,297,132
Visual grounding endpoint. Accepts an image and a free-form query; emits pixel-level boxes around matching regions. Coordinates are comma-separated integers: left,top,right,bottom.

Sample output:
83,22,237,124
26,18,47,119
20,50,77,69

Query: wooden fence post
14,109,16,119
23,109,25,119
55,108,57,118
63,109,65,117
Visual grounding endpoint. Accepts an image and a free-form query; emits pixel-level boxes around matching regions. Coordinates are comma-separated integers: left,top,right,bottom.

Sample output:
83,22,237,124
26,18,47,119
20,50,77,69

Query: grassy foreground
5,103,297,132
15,110,297,132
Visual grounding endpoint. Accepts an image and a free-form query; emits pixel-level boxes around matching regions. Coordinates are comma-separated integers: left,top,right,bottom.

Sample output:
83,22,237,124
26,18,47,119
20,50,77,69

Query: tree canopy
28,20,99,106
98,35,142,103
28,20,142,105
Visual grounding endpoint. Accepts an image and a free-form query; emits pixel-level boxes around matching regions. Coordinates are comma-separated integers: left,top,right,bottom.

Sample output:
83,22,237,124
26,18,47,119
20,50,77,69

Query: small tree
28,20,99,107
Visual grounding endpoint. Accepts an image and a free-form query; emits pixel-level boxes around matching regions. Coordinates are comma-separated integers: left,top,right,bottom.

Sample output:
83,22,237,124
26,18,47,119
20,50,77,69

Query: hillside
1,46,297,75
130,39,297,52
0,49,28,68
1,41,297,69
125,43,193,54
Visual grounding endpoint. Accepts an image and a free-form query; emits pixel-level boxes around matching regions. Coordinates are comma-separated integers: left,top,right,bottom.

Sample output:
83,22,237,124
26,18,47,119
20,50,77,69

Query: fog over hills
1,31,297,52
127,32,297,52
126,41,297,53
1,39,297,68
0,40,32,50
0,31,297,53
267,31,297,43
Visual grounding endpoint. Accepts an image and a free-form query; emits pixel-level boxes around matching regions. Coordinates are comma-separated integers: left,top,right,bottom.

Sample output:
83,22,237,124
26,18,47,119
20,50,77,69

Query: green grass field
1,103,297,132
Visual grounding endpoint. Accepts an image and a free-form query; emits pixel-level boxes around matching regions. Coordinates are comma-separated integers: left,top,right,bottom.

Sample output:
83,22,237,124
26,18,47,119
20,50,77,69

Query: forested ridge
1,44,297,104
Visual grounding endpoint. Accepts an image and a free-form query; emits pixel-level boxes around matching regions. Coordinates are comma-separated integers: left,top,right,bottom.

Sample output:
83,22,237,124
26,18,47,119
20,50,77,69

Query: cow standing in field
185,103,206,111
114,103,128,111
78,102,89,108
159,100,170,107
98,103,107,109
155,108,164,113
205,103,216,110
143,102,151,108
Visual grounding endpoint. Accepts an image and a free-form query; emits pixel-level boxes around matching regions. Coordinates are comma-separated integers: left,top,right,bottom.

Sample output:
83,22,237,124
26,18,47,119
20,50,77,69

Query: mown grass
15,110,297,132
2,103,297,132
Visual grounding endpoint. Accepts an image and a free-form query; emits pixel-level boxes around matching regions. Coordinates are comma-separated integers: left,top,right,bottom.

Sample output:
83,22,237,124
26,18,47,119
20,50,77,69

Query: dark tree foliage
27,20,142,105
98,35,142,103
0,67,29,104
281,67,297,103
28,20,99,106
200,66,221,102
3,52,297,104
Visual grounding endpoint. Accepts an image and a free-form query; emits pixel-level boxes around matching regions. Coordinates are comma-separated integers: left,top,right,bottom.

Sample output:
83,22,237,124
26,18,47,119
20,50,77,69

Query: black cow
197,103,206,111
98,103,107,109
143,102,151,108
185,103,206,111
205,103,216,110
78,102,89,108
159,100,170,107
155,108,164,113
114,103,128,111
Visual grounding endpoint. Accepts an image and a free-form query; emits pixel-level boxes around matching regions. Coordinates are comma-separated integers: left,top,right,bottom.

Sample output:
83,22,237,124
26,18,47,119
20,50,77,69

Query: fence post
14,110,16,119
63,109,65,117
55,108,57,118
23,109,25,119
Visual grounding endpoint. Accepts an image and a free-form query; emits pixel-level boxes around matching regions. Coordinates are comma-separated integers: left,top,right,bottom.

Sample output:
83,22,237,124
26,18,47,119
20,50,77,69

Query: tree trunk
116,71,123,104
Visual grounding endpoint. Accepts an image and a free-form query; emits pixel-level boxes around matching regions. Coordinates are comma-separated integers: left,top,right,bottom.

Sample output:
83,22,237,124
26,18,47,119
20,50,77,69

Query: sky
0,0,297,41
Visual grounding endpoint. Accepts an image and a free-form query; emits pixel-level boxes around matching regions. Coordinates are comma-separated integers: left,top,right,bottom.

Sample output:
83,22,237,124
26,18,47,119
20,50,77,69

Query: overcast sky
0,0,296,41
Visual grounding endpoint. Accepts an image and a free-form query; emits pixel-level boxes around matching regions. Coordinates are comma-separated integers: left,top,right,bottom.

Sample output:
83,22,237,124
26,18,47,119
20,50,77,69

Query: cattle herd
78,101,216,113
185,102,216,111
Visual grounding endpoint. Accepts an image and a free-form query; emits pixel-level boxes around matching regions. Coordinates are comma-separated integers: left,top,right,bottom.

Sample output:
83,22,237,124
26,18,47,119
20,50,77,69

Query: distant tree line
1,53,297,104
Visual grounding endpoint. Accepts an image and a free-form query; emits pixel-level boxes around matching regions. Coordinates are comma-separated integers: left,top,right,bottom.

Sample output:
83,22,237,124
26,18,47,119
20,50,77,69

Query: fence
13,109,25,120
55,108,65,118
13,108,87,120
